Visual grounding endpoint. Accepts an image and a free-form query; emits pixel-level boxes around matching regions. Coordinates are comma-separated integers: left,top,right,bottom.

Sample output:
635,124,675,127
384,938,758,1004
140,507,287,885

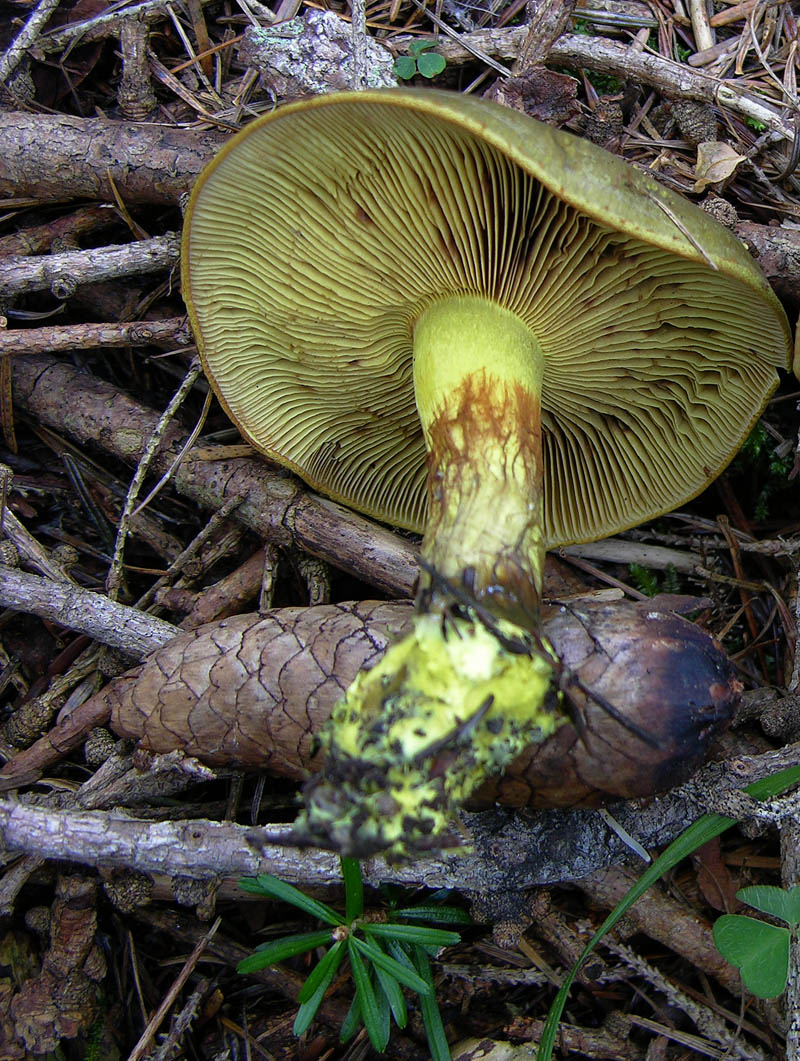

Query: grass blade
341,857,364,922
393,905,472,926
386,937,416,970
353,933,433,995
236,929,333,973
339,991,361,1043
370,937,408,1028
348,936,388,1051
365,923,461,947
373,963,392,1045
538,763,800,1061
297,939,346,1004
294,940,346,1036
411,944,451,1061
238,874,343,926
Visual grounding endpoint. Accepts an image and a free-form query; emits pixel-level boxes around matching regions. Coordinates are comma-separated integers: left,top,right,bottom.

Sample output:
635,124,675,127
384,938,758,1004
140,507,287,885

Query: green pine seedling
713,885,800,998
237,858,469,1058
394,40,446,80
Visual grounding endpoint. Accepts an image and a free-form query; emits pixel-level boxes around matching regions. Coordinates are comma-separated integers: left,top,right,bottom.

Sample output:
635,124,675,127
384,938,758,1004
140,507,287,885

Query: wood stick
11,354,419,597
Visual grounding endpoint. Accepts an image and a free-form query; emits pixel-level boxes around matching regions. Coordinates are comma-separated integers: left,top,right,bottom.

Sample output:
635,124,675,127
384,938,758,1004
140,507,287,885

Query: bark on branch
0,112,226,204
1,743,799,892
11,354,418,596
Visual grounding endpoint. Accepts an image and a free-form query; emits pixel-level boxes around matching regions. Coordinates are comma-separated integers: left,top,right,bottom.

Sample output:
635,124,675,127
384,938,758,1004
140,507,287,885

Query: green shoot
713,885,800,998
394,40,446,80
629,562,660,597
537,764,800,1060
237,858,469,1056
628,561,680,597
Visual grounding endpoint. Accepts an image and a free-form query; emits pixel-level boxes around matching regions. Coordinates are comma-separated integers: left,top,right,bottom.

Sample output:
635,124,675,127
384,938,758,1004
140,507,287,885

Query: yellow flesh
299,611,556,858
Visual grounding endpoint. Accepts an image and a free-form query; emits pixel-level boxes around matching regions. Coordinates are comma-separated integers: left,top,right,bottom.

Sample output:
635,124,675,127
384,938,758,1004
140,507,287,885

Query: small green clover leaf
738,884,800,925
394,40,446,80
713,884,800,998
408,39,437,57
393,55,418,79
713,916,789,998
415,51,446,78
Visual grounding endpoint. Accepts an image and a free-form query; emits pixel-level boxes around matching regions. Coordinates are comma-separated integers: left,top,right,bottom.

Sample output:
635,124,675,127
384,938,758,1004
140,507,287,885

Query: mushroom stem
298,298,557,857
413,295,545,626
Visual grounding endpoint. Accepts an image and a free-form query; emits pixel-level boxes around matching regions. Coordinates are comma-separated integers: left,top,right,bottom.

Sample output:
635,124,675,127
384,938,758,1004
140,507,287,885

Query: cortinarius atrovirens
182,89,793,856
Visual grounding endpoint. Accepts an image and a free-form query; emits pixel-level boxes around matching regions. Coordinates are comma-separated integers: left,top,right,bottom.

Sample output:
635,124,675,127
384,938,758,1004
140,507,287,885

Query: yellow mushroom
182,89,792,856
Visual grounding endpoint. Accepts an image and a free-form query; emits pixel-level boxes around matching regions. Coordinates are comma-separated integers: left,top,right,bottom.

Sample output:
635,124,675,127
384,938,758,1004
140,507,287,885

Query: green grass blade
339,991,361,1043
353,933,433,995
373,964,392,1046
364,923,461,947
297,939,346,1004
294,940,346,1035
538,763,800,1061
370,937,408,1028
341,858,364,922
349,937,388,1051
393,905,472,926
237,875,343,926
236,929,333,973
386,937,418,974
411,944,451,1061
375,964,407,1029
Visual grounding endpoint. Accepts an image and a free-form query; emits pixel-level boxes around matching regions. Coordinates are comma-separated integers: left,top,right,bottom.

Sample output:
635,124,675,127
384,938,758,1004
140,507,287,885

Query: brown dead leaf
693,141,746,193
692,836,740,913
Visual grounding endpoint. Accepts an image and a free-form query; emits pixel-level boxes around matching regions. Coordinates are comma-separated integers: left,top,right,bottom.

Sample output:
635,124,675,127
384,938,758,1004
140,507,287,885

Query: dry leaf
694,141,746,193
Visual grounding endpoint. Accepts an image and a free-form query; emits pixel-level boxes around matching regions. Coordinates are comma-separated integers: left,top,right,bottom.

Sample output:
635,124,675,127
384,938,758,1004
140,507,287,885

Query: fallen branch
11,354,418,596
0,317,189,357
0,566,177,656
2,743,799,891
0,31,794,210
399,30,794,143
0,234,180,299
0,112,225,204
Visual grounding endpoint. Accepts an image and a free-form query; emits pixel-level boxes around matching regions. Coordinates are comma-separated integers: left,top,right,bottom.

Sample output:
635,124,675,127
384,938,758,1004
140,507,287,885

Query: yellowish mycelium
301,612,556,858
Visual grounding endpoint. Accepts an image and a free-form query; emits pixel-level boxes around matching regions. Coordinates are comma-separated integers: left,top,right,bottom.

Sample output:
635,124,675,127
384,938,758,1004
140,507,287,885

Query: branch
0,566,178,656
2,743,799,889
0,234,180,299
11,354,418,597
0,112,225,204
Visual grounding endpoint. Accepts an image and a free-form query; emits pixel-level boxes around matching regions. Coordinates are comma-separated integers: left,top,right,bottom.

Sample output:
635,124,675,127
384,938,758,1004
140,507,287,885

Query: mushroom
182,89,792,856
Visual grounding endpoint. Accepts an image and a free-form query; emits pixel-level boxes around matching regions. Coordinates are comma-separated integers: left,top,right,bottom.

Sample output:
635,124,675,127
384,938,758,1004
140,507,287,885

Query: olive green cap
182,89,792,546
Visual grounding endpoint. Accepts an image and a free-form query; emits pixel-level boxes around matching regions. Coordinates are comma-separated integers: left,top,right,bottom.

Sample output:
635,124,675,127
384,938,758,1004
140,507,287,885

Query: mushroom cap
182,89,792,547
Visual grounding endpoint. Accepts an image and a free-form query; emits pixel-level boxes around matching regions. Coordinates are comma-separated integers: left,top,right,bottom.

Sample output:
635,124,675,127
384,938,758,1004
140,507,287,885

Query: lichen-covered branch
0,234,180,299
3,743,800,891
0,566,178,656
0,111,225,203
